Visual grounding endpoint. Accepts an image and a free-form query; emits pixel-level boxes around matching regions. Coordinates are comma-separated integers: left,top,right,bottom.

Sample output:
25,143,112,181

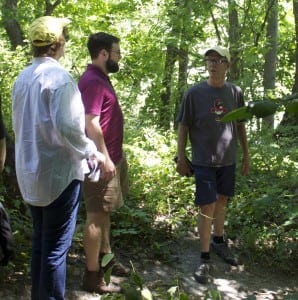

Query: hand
176,157,193,177
90,151,106,168
101,157,116,182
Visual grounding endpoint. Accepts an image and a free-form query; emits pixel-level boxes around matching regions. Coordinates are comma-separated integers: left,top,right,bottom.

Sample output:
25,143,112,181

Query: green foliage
0,43,30,133
222,97,298,123
0,0,297,298
226,130,298,272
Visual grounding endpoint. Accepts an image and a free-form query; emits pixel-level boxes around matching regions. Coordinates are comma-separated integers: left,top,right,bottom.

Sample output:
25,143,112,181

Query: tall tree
293,0,298,94
1,0,24,49
228,0,241,82
263,0,278,128
160,0,183,130
279,0,298,127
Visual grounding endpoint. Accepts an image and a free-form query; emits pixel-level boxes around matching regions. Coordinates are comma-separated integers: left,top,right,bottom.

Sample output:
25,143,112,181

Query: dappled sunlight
213,278,247,299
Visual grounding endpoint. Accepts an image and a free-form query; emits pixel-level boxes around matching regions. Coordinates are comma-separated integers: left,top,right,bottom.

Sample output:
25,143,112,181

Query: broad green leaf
221,106,252,122
104,266,113,285
248,101,279,118
101,253,114,268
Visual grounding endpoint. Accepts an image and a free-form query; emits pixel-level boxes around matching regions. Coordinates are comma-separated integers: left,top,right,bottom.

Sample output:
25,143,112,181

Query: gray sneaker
211,241,239,266
193,259,212,284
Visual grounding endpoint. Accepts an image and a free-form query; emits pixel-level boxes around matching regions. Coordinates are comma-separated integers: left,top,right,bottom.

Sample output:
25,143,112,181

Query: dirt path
0,235,297,299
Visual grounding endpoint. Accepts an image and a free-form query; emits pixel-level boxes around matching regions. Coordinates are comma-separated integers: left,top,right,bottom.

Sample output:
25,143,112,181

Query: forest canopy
0,1,297,296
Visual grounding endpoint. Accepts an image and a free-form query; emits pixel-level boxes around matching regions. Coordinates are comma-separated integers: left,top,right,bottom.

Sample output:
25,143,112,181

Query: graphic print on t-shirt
210,99,228,121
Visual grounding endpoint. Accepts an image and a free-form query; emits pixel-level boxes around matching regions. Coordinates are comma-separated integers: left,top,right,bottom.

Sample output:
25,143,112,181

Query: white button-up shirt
12,57,97,206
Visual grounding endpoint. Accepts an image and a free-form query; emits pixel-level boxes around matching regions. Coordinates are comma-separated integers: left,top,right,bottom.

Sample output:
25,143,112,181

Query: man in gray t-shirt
177,81,244,167
176,46,249,284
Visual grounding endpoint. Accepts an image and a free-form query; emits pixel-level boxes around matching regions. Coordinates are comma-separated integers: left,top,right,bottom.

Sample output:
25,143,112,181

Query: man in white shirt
12,16,106,300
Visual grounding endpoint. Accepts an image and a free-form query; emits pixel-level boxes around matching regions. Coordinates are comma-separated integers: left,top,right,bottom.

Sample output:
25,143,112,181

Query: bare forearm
0,138,6,172
177,124,188,159
85,115,110,160
237,123,249,157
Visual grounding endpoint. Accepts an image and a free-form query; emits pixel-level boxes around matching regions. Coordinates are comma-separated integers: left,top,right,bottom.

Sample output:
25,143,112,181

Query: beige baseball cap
205,46,231,62
28,16,70,47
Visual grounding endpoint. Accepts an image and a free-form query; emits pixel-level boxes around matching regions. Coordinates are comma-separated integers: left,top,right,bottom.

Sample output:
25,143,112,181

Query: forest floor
0,233,297,300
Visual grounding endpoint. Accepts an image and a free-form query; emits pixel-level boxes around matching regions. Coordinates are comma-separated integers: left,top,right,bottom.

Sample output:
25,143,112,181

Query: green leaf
131,271,143,290
221,106,252,122
104,266,113,285
124,287,142,300
286,99,298,114
101,253,114,268
248,101,279,118
179,293,189,300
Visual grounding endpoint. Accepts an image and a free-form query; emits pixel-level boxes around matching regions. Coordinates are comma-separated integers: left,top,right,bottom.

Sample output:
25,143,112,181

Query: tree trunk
293,0,298,93
262,0,278,129
278,0,298,127
160,43,177,129
174,46,188,129
228,0,240,82
45,0,62,16
2,0,24,49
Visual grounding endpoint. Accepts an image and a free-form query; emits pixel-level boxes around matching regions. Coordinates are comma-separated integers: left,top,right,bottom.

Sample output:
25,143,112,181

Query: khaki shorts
83,155,128,213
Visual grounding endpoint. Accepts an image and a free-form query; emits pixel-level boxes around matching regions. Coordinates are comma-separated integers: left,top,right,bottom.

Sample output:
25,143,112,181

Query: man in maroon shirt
78,32,129,294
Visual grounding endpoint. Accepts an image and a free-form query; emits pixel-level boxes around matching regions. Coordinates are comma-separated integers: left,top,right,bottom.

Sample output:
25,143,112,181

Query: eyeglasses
205,58,228,65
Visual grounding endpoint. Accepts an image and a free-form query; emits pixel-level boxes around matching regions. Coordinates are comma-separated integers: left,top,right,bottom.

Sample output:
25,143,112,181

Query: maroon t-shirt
78,64,123,164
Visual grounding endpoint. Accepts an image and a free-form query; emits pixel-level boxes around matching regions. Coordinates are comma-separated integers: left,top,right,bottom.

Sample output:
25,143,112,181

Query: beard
106,59,119,73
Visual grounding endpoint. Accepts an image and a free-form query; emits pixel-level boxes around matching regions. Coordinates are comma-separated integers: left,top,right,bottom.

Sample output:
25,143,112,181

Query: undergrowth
0,124,297,299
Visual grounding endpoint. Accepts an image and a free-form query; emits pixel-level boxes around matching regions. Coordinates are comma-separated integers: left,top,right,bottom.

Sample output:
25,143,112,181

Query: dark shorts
83,155,129,213
194,164,236,206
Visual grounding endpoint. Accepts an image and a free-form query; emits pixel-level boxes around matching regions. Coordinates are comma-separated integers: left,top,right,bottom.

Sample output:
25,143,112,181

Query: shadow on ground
0,234,297,300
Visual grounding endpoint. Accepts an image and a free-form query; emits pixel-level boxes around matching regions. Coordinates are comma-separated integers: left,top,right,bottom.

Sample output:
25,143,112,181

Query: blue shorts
194,164,236,206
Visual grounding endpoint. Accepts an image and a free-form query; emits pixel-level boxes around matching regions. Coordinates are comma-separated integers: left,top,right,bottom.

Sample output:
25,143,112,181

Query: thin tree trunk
2,0,24,49
228,0,240,82
293,0,298,93
278,0,298,127
263,0,278,129
174,46,188,128
160,43,177,129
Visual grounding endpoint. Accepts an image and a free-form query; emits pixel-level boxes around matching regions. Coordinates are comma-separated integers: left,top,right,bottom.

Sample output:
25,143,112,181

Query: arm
176,123,192,177
0,137,6,173
0,115,6,172
54,82,104,166
237,122,249,176
85,114,116,182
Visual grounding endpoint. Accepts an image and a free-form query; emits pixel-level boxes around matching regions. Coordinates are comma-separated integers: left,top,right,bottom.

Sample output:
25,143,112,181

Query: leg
82,177,121,293
39,180,81,300
193,166,217,284
213,164,236,239
0,203,15,266
198,202,215,253
29,205,43,300
213,194,228,237
211,166,239,265
83,209,110,272
99,157,130,276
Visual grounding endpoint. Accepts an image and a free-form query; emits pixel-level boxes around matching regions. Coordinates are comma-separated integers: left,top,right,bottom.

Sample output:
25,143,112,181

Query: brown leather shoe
82,269,121,294
100,253,130,277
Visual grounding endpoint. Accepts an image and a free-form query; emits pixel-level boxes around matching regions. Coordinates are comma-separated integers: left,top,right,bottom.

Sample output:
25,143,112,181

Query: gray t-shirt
177,81,244,167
